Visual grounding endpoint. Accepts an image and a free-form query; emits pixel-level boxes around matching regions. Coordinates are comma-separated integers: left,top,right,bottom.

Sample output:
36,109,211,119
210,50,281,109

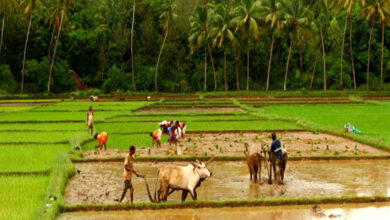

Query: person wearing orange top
179,122,186,138
150,128,162,148
94,132,108,150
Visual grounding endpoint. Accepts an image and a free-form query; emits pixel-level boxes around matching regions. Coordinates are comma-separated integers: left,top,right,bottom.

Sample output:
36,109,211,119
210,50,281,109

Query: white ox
145,160,212,202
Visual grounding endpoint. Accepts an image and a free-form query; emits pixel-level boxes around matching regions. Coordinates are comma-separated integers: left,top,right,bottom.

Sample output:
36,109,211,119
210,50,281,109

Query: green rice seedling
187,138,192,142
219,147,223,153
148,148,151,155
215,144,219,149
0,176,49,220
333,151,339,156
326,145,329,150
204,152,207,156
229,144,233,148
239,131,243,136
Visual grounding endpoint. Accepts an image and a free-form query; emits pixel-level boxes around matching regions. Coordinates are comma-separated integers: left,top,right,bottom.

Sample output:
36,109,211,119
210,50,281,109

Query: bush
102,65,133,92
25,58,75,93
0,65,17,93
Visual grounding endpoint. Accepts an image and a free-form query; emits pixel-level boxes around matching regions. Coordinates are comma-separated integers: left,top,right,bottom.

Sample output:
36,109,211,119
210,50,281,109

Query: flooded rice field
82,131,389,159
65,160,390,204
57,202,390,220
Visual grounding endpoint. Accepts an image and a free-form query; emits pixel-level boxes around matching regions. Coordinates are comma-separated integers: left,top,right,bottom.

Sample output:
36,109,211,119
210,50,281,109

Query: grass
0,105,38,112
0,144,70,172
107,114,259,122
261,104,390,145
0,123,85,131
0,175,49,220
0,131,86,144
0,111,122,122
82,134,169,150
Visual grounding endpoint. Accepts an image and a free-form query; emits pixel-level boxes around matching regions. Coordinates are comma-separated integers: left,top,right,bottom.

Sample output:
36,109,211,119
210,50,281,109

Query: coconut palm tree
209,3,236,91
130,0,136,91
280,0,313,91
232,0,261,91
0,0,16,56
47,0,75,92
154,0,176,92
20,0,43,94
259,0,282,91
189,5,209,91
361,0,389,90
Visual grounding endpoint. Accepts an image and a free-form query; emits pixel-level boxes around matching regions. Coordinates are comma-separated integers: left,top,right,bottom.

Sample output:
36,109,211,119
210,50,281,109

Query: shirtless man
87,106,94,135
119,146,143,203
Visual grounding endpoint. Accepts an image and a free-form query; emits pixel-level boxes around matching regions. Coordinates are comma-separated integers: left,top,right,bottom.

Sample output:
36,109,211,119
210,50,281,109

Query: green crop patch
0,123,86,132
0,99,59,103
32,102,148,112
82,133,169,150
262,104,390,145
53,101,148,107
0,131,85,144
0,111,122,122
0,175,49,220
107,114,258,122
95,120,298,134
0,106,38,113
0,144,70,172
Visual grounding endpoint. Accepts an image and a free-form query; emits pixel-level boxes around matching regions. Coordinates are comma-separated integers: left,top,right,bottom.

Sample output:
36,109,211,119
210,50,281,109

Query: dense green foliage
0,0,389,93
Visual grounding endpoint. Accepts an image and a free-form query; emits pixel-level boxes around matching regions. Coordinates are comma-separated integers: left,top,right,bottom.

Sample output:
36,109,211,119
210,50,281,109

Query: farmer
150,128,162,148
270,132,283,161
179,121,186,138
119,146,143,203
159,120,170,134
94,132,108,150
169,120,180,146
87,106,94,135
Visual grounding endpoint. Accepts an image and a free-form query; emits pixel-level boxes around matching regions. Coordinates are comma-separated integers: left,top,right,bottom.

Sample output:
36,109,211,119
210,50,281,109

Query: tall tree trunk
246,38,250,91
130,0,137,91
0,14,5,56
299,44,303,80
349,14,357,90
21,12,33,94
48,25,55,58
340,14,348,90
47,11,64,92
310,48,320,90
154,27,169,92
223,43,227,91
366,21,374,91
380,22,384,89
208,42,217,91
284,38,293,92
234,51,239,91
318,2,327,91
266,31,274,91
204,45,207,91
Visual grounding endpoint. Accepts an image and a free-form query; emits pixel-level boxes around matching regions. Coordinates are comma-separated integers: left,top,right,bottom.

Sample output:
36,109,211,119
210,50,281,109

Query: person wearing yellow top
119,146,143,203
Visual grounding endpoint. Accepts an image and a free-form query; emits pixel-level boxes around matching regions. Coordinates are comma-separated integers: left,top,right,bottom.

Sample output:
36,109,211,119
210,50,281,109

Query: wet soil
58,202,390,220
82,131,389,159
64,160,390,204
135,107,246,113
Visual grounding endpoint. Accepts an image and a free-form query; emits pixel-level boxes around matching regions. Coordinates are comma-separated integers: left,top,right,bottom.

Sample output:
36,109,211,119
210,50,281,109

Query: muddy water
58,203,390,220
64,160,390,204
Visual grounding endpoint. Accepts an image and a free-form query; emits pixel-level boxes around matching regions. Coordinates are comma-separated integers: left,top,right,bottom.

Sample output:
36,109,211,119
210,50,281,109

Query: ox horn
205,157,215,165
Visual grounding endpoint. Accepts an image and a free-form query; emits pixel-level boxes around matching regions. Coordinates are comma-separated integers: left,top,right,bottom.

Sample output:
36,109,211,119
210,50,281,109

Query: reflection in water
65,160,390,204
58,203,390,220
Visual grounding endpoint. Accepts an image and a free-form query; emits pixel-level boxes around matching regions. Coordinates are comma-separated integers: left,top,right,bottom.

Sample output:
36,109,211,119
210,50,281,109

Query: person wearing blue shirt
270,133,283,160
